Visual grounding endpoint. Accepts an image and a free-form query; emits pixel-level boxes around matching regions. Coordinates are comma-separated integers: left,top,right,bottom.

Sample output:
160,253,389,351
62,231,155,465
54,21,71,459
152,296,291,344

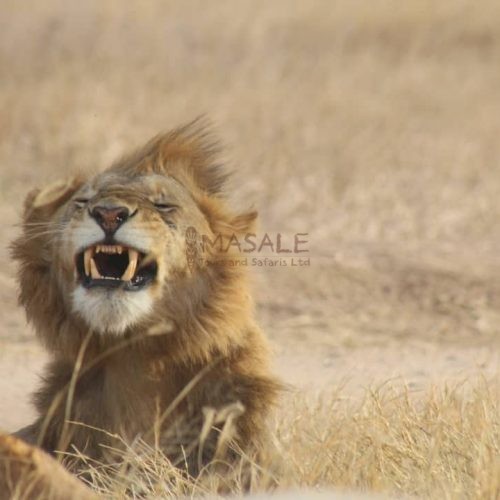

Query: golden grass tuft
277,379,500,499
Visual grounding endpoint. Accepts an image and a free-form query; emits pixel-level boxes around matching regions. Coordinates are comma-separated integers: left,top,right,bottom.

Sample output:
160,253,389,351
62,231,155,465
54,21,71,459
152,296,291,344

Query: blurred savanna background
0,1,499,498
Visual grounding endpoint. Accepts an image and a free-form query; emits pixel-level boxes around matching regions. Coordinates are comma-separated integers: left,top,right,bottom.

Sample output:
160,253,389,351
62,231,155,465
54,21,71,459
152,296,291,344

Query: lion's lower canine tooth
140,253,156,269
90,257,101,279
122,249,138,281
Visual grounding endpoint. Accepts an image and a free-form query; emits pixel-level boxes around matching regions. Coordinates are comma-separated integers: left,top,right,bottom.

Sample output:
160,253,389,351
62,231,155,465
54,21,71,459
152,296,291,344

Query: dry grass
1,1,500,499
278,379,499,499
58,377,499,499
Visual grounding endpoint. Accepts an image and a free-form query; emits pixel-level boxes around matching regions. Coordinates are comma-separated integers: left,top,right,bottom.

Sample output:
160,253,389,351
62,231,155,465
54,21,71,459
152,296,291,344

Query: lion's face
13,123,256,346
53,170,212,334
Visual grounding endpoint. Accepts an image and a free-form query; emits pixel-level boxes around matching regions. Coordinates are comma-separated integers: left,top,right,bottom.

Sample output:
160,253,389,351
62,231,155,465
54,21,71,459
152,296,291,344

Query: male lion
11,121,280,476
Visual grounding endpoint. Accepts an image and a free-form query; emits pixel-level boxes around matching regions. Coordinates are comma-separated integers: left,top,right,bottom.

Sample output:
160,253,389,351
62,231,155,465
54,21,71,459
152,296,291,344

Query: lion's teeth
121,249,138,281
84,248,92,276
95,245,123,254
90,257,101,279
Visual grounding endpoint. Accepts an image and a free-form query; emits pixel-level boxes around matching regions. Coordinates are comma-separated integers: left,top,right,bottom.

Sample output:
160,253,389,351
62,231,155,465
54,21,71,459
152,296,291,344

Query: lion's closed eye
153,202,178,229
153,202,178,213
74,198,90,209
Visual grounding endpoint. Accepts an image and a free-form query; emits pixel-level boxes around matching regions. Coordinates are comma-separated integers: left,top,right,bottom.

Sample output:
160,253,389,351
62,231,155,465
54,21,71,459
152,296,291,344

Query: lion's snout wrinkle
11,119,281,478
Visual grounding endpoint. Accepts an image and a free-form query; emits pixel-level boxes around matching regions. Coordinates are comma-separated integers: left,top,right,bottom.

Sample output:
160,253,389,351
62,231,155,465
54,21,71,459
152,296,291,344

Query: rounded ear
230,210,258,234
23,176,85,222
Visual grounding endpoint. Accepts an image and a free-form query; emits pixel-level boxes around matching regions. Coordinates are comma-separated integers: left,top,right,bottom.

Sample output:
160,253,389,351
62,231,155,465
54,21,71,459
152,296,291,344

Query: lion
11,120,280,476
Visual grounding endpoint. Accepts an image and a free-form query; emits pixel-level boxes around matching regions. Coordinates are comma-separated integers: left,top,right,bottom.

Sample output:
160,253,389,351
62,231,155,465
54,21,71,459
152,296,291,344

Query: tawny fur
11,120,280,475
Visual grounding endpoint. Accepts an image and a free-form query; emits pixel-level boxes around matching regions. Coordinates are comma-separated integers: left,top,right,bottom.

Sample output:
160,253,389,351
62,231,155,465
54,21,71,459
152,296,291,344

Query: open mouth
75,244,157,291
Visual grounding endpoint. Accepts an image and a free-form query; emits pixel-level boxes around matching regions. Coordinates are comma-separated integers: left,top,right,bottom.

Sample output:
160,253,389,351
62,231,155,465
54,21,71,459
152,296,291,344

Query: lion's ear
23,177,84,222
112,118,229,196
230,210,258,234
208,209,257,242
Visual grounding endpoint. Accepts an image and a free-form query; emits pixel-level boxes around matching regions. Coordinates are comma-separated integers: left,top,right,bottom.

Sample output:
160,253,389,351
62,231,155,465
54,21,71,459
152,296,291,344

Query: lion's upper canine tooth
84,248,92,276
121,249,138,281
117,246,123,254
90,257,101,279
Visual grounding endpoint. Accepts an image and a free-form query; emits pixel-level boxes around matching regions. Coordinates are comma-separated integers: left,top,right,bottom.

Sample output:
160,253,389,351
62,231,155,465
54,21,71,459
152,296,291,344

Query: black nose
91,206,130,234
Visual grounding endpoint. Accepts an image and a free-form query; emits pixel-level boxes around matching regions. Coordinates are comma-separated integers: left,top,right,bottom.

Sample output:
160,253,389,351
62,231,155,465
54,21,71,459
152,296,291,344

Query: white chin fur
72,286,153,334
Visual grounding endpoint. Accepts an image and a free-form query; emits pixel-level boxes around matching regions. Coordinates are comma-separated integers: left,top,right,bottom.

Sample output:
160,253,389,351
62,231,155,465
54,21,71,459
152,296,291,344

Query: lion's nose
91,206,130,235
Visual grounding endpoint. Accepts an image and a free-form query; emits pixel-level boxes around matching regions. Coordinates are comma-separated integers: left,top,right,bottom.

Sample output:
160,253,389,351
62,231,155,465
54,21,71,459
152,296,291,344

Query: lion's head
12,121,257,353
